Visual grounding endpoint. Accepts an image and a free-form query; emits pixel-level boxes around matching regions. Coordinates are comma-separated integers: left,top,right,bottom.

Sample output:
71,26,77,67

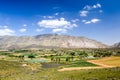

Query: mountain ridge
112,42,120,48
0,34,108,50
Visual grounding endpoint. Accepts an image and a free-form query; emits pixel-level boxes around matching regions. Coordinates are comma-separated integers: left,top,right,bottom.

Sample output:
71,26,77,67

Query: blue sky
0,0,120,45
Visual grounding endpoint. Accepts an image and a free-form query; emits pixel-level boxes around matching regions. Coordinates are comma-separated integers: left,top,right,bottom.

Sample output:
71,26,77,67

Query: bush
28,54,35,59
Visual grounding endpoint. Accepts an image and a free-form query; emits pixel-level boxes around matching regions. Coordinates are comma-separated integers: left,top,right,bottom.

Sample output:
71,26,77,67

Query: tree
77,51,88,59
28,54,35,60
19,55,24,62
66,57,70,62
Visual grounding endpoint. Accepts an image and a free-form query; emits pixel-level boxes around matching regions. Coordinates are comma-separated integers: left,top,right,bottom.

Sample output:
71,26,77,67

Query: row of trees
51,56,74,63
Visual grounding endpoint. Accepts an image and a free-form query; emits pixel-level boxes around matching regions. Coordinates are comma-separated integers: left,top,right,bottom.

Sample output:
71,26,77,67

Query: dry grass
88,56,120,67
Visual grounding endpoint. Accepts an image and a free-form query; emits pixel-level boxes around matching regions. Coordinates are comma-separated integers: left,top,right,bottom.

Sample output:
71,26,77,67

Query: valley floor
0,56,120,80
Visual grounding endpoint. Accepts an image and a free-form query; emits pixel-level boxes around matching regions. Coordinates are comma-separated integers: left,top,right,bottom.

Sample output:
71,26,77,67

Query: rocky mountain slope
112,42,120,48
0,34,108,49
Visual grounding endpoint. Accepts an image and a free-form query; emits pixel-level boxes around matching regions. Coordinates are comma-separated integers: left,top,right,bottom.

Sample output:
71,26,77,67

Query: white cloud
80,10,88,17
53,28,67,33
0,26,15,36
96,3,101,8
19,28,26,32
38,17,77,33
54,13,59,15
48,16,54,19
36,29,44,32
72,23,77,27
85,21,92,24
82,20,87,22
38,17,77,29
0,25,8,29
42,16,54,19
91,18,100,23
80,3,102,17
82,18,100,24
72,19,79,22
83,5,92,10
23,24,27,27
84,3,101,10
43,16,47,18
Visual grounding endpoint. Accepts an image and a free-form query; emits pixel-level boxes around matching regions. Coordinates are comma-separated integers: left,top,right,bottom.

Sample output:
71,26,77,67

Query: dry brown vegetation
88,56,120,67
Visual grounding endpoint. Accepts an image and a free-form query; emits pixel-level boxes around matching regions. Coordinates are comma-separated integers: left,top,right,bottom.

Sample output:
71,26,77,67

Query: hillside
0,34,108,49
112,42,120,48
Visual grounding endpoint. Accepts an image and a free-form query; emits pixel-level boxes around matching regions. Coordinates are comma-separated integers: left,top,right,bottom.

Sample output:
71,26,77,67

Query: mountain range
0,34,110,50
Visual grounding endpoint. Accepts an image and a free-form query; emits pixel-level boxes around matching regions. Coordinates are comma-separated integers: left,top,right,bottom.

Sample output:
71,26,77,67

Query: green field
64,60,98,67
0,60,120,80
